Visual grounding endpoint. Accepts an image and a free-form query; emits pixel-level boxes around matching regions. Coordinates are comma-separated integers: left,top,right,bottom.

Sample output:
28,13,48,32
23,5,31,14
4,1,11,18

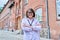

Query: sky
0,0,8,7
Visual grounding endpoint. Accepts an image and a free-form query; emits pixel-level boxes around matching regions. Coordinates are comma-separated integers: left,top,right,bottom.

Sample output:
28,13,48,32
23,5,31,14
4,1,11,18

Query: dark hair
26,8,35,18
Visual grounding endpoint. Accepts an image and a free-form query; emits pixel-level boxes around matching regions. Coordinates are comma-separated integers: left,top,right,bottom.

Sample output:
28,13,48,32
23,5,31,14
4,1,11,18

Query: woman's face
27,11,33,19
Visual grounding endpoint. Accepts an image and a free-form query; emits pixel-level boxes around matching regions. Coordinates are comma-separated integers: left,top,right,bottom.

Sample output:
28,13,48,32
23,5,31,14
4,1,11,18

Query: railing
40,21,50,38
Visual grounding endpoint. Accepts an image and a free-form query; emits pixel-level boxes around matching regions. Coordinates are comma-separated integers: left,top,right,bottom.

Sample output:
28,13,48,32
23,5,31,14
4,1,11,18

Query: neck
29,17,34,20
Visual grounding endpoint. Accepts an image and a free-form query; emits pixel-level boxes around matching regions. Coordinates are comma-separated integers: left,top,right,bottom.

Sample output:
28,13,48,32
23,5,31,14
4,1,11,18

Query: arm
21,19,32,32
32,20,41,31
32,25,41,31
21,24,32,32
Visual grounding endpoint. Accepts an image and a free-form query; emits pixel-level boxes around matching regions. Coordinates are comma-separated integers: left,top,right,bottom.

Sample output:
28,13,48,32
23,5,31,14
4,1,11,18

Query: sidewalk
0,30,53,40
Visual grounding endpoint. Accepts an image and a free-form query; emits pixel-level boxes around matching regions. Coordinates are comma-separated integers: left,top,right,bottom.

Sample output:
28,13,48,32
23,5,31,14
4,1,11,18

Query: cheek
30,14,33,16
30,15,33,17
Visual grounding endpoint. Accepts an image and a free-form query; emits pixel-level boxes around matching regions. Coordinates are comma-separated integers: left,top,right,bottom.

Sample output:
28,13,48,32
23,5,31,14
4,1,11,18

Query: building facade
0,0,22,30
22,0,60,40
0,1,11,30
0,0,60,40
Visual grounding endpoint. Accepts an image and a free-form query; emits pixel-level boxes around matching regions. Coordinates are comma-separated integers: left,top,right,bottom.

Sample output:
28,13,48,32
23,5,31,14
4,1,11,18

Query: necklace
27,18,34,26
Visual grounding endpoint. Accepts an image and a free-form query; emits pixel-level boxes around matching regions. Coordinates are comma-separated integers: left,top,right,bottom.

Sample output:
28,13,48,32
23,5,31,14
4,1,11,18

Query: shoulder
34,18,39,22
22,18,26,21
21,17,27,22
34,18,40,24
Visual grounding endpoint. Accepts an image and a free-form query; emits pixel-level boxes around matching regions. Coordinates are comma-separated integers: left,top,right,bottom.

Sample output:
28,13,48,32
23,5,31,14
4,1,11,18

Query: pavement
0,30,53,40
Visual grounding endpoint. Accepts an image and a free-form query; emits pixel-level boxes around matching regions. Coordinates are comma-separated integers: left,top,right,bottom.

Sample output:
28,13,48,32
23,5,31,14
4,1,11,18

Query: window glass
35,8,42,21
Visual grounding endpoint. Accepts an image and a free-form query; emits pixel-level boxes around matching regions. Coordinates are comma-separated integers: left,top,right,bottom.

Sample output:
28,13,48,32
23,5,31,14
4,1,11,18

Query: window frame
56,0,60,21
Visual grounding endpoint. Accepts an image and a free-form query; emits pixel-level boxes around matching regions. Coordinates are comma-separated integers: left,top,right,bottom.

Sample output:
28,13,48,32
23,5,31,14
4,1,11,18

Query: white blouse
21,17,41,40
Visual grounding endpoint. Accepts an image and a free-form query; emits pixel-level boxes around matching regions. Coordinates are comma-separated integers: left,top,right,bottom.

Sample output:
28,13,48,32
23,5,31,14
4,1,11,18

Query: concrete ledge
0,30,53,40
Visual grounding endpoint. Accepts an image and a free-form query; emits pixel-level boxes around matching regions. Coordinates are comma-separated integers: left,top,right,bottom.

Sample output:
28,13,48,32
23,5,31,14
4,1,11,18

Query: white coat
21,17,41,40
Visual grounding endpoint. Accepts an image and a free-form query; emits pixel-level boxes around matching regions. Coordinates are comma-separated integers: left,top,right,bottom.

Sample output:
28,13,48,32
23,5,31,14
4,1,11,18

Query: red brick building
0,0,22,30
0,0,60,40
22,0,60,40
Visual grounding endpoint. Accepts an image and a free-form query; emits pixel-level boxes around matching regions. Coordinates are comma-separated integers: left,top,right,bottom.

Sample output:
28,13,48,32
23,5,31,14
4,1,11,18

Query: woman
21,8,41,40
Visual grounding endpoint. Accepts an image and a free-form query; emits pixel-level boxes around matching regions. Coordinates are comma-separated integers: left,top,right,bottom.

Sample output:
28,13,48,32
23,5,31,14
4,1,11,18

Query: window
24,0,28,5
4,18,10,30
35,8,42,22
10,21,12,27
8,8,11,15
15,3,20,17
56,0,60,20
